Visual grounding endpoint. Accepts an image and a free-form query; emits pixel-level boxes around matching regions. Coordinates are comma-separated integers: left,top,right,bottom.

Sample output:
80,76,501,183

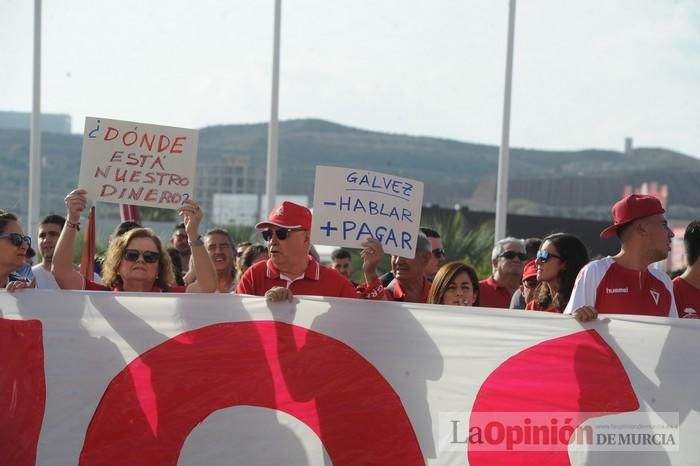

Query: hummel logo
606,287,628,294
650,290,660,305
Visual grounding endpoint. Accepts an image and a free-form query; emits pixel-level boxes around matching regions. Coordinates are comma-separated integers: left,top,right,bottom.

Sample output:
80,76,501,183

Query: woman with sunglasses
427,261,480,307
0,210,36,292
52,189,216,293
526,233,589,313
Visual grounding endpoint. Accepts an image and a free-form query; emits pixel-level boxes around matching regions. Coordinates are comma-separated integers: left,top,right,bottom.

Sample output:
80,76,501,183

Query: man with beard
565,194,678,321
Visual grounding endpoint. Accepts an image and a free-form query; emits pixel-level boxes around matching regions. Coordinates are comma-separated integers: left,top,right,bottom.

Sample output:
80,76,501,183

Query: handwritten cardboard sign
78,117,199,209
311,166,424,258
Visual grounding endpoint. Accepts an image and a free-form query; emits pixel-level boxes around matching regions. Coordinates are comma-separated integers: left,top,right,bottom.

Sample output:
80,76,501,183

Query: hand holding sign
64,188,88,223
360,237,385,283
177,199,204,240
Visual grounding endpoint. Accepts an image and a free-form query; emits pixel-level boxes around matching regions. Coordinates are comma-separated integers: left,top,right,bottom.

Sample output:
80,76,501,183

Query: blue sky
2,0,699,157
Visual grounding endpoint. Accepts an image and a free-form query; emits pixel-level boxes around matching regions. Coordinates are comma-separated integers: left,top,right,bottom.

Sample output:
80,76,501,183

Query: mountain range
1,118,699,220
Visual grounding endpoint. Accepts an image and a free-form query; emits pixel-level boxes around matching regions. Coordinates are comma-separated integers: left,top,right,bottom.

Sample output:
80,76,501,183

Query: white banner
311,166,423,258
1,290,698,465
78,117,198,209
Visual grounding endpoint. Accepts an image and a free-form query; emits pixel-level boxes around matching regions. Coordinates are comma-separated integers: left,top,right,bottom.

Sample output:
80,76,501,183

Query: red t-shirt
236,258,360,299
672,277,700,319
385,278,431,303
478,276,512,309
84,278,187,293
564,257,677,317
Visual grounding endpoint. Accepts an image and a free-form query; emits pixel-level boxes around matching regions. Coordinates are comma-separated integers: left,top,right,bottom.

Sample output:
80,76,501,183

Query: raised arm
180,200,217,293
357,238,388,300
52,189,87,289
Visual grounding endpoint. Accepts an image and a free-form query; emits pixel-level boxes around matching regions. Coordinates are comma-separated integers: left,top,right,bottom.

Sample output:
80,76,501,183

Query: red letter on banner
80,321,423,466
468,329,639,465
0,318,46,466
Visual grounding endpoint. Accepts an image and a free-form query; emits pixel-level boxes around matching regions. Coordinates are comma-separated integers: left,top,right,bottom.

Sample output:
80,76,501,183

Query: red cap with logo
522,260,538,282
599,194,665,239
255,201,312,231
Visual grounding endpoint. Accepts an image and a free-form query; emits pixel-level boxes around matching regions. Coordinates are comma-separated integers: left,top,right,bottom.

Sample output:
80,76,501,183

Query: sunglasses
261,228,303,242
522,279,539,290
432,248,445,258
123,249,161,264
499,250,527,261
536,250,562,263
0,233,31,247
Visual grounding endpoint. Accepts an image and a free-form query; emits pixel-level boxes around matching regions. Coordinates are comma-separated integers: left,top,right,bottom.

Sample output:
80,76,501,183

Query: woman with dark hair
0,210,34,291
52,188,216,293
237,243,268,282
527,233,589,313
428,261,480,307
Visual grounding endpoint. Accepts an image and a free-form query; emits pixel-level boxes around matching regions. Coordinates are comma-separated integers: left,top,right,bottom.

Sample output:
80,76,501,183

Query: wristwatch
188,235,204,247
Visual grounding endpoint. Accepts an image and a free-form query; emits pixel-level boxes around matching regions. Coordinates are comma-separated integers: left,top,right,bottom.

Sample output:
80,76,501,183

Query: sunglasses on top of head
261,228,304,242
536,250,562,263
0,233,31,247
498,250,527,261
123,249,161,264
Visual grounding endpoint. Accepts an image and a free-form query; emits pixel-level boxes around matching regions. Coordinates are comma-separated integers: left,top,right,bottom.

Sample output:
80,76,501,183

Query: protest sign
311,166,424,257
78,117,199,209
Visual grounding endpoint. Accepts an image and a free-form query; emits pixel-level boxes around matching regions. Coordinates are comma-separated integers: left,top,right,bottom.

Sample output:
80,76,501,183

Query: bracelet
66,221,80,231
188,235,203,247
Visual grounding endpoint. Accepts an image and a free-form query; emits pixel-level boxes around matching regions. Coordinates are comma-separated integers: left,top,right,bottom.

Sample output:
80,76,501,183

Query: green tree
430,212,494,278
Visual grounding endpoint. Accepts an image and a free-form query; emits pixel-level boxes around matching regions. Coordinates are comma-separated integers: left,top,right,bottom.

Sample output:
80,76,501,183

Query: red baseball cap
599,194,665,239
255,201,312,231
522,260,538,282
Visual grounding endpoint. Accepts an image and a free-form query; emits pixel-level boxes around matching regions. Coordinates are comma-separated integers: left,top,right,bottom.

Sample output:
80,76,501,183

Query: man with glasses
236,201,385,301
510,260,538,309
479,237,527,308
564,194,677,321
421,227,445,282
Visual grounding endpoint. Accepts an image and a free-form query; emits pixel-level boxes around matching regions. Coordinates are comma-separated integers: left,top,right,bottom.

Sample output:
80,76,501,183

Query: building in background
195,157,265,216
212,194,308,226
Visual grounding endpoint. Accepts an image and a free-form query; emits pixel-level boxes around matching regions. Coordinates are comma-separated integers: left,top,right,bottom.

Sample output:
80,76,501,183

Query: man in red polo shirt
673,219,700,318
479,237,527,308
383,232,433,303
236,201,385,301
564,194,678,321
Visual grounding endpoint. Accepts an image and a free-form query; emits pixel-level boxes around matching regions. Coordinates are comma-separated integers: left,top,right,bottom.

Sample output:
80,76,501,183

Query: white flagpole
264,0,282,218
495,0,517,242
28,0,42,241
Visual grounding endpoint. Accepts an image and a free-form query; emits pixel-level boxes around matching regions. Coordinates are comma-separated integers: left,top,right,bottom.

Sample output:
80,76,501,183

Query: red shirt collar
265,256,320,282
392,277,432,303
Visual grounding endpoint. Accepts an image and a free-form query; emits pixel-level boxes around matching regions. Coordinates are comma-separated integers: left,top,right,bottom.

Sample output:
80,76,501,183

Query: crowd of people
1,188,697,322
